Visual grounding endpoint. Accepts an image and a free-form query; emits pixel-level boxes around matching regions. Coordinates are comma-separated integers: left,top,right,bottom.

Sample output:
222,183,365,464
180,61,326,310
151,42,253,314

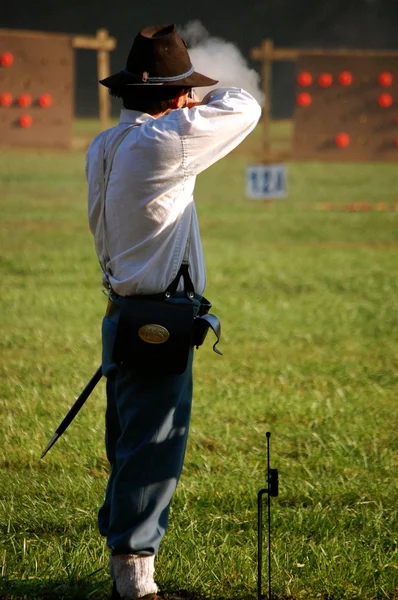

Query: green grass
0,121,397,600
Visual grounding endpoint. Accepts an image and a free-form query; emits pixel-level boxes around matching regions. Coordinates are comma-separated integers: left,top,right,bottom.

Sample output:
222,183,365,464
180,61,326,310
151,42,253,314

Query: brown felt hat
100,24,218,88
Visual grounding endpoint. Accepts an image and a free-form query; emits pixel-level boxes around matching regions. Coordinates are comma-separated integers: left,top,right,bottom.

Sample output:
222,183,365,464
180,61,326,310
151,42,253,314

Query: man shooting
86,23,261,600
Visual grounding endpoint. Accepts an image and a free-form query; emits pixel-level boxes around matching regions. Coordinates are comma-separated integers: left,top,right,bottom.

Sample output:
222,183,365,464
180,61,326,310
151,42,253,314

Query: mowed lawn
0,122,397,600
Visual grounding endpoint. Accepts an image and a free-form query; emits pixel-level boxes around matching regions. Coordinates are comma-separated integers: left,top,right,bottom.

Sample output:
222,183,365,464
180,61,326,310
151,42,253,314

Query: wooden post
72,29,116,130
251,39,274,160
260,39,273,160
97,29,111,131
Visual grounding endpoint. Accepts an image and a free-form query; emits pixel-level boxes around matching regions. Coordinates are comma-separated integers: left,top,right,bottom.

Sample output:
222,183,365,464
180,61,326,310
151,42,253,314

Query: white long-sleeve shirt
86,87,261,296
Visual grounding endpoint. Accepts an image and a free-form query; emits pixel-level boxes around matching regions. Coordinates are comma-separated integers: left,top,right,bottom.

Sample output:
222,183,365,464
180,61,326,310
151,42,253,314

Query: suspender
95,126,195,298
95,126,136,283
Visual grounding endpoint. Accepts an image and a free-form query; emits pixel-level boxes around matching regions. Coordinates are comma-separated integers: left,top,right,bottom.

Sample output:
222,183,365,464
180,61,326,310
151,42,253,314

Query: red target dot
335,133,350,148
378,93,393,108
296,92,312,107
0,52,14,67
0,92,13,107
19,114,33,128
39,93,53,108
297,72,312,87
18,94,32,108
395,137,398,147
378,72,393,87
338,71,353,86
318,73,333,88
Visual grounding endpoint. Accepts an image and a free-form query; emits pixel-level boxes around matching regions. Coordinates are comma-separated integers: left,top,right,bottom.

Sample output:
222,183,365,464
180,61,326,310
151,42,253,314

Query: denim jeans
98,294,199,555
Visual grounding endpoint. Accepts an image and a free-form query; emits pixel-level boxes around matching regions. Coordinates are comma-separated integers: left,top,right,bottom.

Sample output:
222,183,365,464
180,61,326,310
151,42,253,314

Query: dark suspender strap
165,205,195,299
165,263,195,299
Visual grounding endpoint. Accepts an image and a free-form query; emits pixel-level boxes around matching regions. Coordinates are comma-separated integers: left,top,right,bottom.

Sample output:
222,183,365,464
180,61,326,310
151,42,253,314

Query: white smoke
178,20,265,106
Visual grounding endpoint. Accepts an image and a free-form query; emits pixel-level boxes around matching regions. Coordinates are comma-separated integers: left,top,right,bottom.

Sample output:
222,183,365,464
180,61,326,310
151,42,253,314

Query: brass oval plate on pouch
138,324,170,344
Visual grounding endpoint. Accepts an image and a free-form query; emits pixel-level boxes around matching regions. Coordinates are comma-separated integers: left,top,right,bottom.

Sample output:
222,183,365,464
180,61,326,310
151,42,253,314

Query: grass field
0,121,397,600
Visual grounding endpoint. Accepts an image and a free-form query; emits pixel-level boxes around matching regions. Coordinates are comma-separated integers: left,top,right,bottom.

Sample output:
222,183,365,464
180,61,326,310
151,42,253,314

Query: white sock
111,554,158,599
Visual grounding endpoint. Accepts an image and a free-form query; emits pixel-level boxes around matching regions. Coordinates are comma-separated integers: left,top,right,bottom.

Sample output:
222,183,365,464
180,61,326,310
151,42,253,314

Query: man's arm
179,87,262,176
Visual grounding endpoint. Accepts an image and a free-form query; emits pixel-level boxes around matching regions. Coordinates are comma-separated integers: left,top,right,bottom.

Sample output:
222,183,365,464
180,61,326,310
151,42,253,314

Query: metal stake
257,431,279,600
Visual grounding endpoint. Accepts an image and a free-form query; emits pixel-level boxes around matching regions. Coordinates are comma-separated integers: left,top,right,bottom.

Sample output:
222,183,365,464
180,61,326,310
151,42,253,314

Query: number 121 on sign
246,164,287,200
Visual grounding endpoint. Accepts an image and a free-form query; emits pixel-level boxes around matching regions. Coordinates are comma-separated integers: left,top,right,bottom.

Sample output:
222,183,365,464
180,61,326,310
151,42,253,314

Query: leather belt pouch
113,295,195,375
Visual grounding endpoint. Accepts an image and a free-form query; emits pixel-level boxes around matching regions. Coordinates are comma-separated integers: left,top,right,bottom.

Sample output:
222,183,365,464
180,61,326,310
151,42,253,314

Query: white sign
246,164,287,199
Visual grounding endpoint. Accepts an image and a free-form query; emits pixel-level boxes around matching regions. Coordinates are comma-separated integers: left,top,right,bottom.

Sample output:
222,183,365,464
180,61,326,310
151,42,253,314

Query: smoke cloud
178,20,265,106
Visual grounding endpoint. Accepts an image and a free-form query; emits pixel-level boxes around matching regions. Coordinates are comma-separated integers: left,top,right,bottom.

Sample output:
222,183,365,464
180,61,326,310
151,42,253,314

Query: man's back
87,87,261,296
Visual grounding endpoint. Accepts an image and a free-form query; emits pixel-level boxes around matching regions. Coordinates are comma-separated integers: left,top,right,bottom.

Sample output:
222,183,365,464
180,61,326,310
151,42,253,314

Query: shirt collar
119,108,155,125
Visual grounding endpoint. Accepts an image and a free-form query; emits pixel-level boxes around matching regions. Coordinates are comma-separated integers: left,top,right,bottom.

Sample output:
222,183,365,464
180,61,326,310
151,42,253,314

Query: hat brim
99,69,218,88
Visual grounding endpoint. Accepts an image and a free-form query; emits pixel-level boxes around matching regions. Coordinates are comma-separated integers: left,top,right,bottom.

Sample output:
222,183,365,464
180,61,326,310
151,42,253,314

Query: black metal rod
267,431,272,600
258,488,267,600
40,366,103,458
258,489,262,600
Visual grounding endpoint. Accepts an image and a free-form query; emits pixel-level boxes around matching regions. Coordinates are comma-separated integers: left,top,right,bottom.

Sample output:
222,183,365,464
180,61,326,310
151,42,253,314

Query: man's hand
186,90,201,109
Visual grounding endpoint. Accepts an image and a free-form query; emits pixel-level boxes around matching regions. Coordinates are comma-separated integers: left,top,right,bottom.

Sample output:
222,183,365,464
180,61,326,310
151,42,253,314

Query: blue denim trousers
98,294,200,556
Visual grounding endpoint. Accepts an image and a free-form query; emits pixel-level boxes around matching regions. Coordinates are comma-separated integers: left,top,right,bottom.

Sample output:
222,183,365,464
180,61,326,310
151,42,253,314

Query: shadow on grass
0,579,268,600
0,577,110,600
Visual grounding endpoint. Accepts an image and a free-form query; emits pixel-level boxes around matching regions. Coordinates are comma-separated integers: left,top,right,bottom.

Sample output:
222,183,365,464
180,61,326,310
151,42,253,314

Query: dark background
2,0,398,118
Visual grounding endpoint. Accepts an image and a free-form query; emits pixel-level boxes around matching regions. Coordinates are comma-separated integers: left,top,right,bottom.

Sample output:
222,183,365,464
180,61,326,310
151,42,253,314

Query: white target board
246,164,287,199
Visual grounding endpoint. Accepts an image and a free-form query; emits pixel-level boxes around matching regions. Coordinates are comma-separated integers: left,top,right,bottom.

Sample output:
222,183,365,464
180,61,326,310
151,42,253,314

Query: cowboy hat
99,24,218,88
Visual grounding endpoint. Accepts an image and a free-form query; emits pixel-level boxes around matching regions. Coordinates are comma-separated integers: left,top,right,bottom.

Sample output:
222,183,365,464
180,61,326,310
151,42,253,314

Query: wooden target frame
0,28,116,149
251,41,398,162
0,30,73,148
